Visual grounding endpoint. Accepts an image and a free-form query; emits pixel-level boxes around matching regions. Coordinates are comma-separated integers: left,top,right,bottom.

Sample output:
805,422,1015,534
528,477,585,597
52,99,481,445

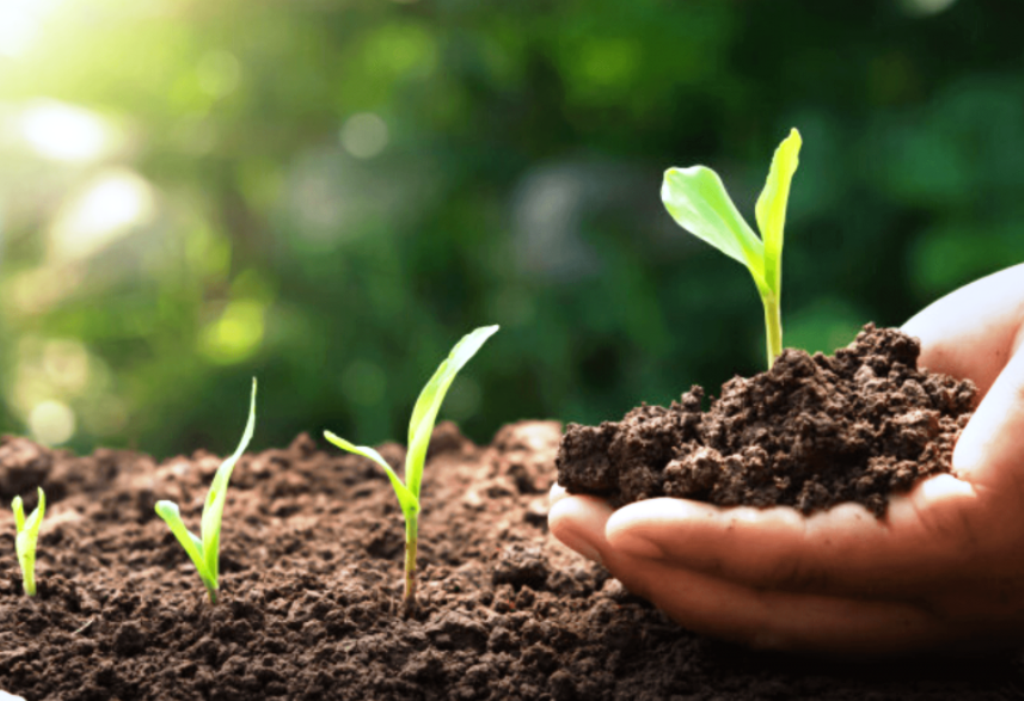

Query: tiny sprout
155,379,257,603
661,128,802,368
12,487,46,597
325,325,499,618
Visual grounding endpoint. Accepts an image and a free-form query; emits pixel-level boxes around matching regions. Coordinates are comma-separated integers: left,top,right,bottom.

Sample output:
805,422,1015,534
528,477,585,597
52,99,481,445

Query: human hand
550,263,1024,654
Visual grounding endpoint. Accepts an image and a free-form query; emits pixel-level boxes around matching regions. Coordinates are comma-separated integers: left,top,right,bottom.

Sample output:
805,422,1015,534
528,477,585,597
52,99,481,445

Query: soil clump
557,325,977,516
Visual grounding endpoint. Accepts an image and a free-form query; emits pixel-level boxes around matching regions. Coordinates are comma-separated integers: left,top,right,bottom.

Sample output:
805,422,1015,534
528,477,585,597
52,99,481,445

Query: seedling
324,325,499,618
155,379,257,603
661,128,802,368
11,487,45,597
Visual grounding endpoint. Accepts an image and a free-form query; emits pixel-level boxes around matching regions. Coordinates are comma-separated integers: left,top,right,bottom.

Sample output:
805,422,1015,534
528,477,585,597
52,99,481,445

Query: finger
953,341,1024,495
549,493,614,566
903,262,1024,397
606,474,989,597
548,483,569,508
610,558,955,655
549,495,955,654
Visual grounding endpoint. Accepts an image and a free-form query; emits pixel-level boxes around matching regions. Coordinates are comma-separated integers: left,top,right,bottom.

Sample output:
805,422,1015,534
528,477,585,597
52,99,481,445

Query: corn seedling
661,128,802,368
11,487,45,597
325,325,499,617
155,379,257,603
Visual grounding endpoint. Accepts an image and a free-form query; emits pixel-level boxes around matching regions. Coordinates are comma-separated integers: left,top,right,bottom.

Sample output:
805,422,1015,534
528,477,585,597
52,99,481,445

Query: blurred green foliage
0,0,1021,457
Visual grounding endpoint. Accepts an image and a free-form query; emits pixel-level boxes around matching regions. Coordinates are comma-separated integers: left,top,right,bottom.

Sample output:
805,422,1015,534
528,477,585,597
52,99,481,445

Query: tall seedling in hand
325,325,499,618
661,128,802,368
155,379,257,603
12,488,45,596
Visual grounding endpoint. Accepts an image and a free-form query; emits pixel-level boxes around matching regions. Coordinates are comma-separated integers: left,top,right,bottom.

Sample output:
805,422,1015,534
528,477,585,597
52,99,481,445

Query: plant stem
764,293,783,369
207,583,219,604
23,572,35,597
403,514,418,618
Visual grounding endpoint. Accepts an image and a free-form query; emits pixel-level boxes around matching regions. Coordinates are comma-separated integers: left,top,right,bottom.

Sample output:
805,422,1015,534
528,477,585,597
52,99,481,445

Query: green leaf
12,496,24,532
404,325,499,500
324,324,498,617
201,378,257,587
20,488,45,537
755,128,802,295
13,488,45,596
323,431,418,517
156,499,214,592
661,166,767,290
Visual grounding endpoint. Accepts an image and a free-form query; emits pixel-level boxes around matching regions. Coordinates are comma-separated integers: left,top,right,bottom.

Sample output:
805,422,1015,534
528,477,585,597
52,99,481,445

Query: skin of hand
549,263,1024,655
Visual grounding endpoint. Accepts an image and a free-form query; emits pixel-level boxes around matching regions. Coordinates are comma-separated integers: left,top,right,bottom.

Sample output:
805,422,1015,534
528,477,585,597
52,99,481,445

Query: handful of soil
556,325,977,517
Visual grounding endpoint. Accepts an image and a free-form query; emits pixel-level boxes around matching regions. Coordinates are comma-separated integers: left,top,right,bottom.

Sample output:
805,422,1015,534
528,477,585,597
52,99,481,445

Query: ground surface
557,325,977,516
0,416,1020,700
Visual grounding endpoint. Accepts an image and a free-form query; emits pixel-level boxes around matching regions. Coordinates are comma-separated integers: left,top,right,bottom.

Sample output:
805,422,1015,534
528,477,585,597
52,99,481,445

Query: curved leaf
13,488,45,596
201,378,257,585
11,496,24,532
661,166,767,290
156,500,213,594
405,325,499,499
323,430,418,517
755,128,802,295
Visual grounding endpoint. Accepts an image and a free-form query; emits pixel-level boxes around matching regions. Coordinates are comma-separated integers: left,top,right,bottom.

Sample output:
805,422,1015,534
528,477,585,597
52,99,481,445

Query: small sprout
12,487,46,597
155,379,257,603
325,325,499,618
661,128,802,368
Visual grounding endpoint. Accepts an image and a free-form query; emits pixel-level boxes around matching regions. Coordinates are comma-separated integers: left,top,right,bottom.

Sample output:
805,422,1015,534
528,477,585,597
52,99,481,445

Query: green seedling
661,128,802,368
155,379,257,603
12,487,46,597
324,325,499,618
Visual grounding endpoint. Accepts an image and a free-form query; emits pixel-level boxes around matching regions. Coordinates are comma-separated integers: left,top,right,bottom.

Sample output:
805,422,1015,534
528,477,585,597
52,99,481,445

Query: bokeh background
0,0,1021,458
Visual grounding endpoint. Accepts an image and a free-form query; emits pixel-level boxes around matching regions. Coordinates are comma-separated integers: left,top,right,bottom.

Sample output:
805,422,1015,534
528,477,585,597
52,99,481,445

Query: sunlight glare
340,113,389,159
0,0,68,58
29,399,76,445
21,100,111,162
49,168,157,261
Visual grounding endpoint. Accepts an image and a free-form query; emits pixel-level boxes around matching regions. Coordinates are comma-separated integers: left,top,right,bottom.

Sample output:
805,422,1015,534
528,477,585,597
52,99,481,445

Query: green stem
207,585,218,604
763,293,782,369
23,570,35,597
403,514,418,618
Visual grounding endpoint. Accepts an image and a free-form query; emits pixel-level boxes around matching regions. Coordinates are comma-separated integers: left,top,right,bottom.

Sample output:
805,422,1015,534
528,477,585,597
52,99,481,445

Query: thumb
954,342,1024,491
548,494,614,566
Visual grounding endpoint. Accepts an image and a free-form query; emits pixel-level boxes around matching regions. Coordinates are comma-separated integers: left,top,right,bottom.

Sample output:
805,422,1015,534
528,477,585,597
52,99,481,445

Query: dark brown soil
557,325,977,517
1,413,1020,700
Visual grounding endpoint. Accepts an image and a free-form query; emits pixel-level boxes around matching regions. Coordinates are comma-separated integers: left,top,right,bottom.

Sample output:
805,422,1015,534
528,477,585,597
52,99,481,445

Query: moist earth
557,325,977,516
1,414,1020,700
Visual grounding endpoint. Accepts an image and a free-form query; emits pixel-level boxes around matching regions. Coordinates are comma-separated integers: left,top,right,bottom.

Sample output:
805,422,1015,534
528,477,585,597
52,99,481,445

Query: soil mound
557,325,977,516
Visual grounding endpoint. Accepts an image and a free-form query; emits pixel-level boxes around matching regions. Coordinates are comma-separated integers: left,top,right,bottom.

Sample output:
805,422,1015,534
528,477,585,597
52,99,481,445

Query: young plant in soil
11,487,45,597
662,128,801,368
155,379,257,603
558,131,977,518
324,324,499,618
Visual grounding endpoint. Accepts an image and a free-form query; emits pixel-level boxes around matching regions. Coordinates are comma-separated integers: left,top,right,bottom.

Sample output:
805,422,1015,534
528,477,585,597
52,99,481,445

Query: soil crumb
557,325,977,516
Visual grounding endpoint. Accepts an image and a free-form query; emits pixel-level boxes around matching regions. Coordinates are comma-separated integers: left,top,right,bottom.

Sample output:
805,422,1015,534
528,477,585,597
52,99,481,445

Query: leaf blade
661,166,767,288
404,325,499,499
156,499,214,594
14,488,45,596
11,496,24,532
323,431,419,517
755,128,802,295
201,378,258,586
